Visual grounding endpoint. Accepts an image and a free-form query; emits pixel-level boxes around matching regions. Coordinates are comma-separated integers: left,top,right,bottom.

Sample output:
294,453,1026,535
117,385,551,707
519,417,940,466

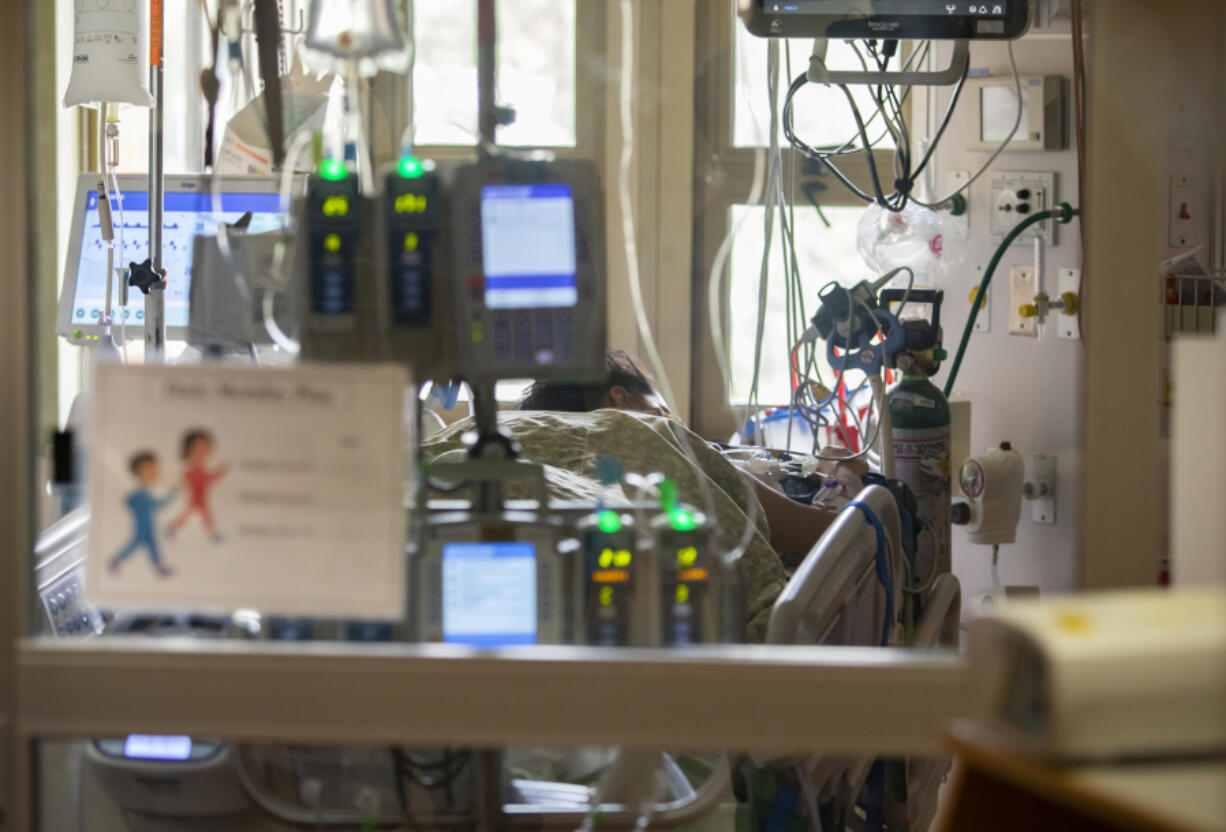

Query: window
411,0,578,148
110,0,205,174
733,31,897,150
727,205,866,405
691,7,907,437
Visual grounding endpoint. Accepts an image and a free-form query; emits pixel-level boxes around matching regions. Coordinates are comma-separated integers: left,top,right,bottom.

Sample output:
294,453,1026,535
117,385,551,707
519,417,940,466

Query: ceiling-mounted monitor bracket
807,38,969,87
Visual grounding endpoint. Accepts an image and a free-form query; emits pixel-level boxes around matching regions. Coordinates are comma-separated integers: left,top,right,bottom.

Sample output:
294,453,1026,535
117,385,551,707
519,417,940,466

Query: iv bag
63,0,154,109
302,0,411,77
857,202,969,290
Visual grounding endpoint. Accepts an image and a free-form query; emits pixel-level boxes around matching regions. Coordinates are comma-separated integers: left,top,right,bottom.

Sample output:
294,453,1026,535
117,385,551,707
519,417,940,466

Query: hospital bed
765,483,961,831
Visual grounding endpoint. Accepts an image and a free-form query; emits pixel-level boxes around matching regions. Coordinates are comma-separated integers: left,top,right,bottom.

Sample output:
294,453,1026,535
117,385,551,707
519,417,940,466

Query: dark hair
181,429,214,460
518,350,658,413
129,451,157,474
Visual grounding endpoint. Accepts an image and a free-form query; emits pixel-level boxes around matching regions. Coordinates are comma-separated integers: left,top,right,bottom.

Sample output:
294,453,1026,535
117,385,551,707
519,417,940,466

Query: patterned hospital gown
422,409,790,643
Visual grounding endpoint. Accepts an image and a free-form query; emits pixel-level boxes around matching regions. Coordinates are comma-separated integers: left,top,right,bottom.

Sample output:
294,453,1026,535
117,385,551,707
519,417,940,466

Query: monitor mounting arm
807,38,969,87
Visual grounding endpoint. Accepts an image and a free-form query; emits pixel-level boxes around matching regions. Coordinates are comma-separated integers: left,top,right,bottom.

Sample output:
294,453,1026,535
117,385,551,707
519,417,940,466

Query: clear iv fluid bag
857,202,968,289
63,0,154,109
303,0,410,76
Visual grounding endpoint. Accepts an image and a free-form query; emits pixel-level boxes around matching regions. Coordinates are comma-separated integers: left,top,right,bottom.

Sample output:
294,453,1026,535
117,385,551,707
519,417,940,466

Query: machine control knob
951,502,972,525
128,258,166,295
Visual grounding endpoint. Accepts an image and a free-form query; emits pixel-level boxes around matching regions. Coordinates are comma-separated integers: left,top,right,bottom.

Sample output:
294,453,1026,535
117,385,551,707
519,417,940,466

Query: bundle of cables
783,38,1022,213
786,263,915,463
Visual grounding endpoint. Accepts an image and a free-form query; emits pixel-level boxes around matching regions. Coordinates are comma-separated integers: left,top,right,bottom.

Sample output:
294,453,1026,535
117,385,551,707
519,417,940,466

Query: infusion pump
407,500,741,648
297,155,606,386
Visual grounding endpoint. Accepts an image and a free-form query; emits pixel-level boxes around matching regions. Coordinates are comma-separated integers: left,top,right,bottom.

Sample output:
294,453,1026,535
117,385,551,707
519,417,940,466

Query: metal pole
146,0,166,360
477,0,497,157
473,0,504,511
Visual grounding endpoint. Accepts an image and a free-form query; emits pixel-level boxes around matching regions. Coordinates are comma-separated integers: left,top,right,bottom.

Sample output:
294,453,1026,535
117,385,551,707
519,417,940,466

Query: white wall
916,35,1084,610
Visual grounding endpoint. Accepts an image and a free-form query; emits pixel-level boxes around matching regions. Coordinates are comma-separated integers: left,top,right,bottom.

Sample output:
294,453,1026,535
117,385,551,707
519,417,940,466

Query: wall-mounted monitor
741,0,1031,40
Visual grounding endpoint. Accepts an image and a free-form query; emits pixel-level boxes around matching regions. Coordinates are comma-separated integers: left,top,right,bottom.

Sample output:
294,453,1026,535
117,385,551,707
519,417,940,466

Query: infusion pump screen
480,184,577,310
442,542,537,646
70,190,285,329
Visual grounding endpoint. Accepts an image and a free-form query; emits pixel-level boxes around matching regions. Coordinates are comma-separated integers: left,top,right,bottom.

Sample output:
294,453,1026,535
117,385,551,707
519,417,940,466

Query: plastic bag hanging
857,202,969,290
302,0,411,77
63,0,154,108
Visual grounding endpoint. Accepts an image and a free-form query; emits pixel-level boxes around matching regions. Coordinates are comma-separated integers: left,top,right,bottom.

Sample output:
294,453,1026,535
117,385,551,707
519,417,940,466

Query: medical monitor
742,0,1031,40
480,184,578,310
57,174,287,343
441,542,538,646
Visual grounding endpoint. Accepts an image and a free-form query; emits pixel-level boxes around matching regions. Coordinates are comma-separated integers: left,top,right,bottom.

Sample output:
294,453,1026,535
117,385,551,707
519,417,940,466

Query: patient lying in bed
421,351,839,641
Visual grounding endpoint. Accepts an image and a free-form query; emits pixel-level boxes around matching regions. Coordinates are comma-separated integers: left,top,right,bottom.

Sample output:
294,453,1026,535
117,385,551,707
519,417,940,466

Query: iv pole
146,0,167,361
469,0,510,514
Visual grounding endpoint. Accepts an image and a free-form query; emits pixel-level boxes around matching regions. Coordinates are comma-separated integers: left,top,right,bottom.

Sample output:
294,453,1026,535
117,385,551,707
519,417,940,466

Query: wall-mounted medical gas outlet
970,266,990,333
991,172,1056,245
1023,453,1057,524
1058,268,1080,339
945,170,971,234
1009,265,1038,336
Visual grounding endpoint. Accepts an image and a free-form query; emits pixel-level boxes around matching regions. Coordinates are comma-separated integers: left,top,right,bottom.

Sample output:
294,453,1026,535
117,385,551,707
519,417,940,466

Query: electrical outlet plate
990,172,1057,246
1058,268,1080,339
1031,454,1056,524
1009,265,1038,336
971,265,990,333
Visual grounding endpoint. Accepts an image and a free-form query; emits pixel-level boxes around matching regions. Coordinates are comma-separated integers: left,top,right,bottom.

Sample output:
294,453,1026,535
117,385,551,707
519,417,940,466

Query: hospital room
1,0,1225,829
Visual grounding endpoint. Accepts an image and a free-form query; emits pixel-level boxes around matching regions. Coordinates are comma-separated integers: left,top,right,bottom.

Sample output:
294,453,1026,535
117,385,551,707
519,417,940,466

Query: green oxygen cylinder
881,288,952,582
889,374,952,580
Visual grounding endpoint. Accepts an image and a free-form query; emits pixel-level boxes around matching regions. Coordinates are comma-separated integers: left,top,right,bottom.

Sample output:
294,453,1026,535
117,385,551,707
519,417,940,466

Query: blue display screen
71,190,286,330
123,734,193,761
480,184,577,310
442,542,537,646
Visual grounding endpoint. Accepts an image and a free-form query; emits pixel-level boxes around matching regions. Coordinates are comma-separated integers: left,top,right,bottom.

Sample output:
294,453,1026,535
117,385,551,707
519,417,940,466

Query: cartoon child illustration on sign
109,451,178,578
167,429,230,543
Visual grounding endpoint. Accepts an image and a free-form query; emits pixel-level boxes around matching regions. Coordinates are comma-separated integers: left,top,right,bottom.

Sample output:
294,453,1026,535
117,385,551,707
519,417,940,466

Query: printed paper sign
86,363,409,618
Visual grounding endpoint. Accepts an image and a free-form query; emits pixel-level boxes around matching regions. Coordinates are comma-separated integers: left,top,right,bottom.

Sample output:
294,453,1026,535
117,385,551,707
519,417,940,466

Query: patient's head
518,350,671,417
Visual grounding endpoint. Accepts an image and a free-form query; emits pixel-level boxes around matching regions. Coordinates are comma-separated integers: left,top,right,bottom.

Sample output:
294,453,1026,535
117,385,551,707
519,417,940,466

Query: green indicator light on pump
319,158,347,181
597,510,622,534
670,509,696,532
398,155,424,179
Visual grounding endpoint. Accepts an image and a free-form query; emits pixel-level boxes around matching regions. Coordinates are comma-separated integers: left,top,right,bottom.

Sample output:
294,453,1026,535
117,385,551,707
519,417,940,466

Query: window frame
689,2,909,440
396,0,605,166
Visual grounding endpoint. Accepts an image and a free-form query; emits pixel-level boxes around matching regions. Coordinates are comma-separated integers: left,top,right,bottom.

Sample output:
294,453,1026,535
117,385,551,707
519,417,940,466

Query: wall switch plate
972,265,990,333
1031,454,1057,524
990,172,1057,246
1169,174,1200,248
1058,268,1080,339
1009,265,1038,336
